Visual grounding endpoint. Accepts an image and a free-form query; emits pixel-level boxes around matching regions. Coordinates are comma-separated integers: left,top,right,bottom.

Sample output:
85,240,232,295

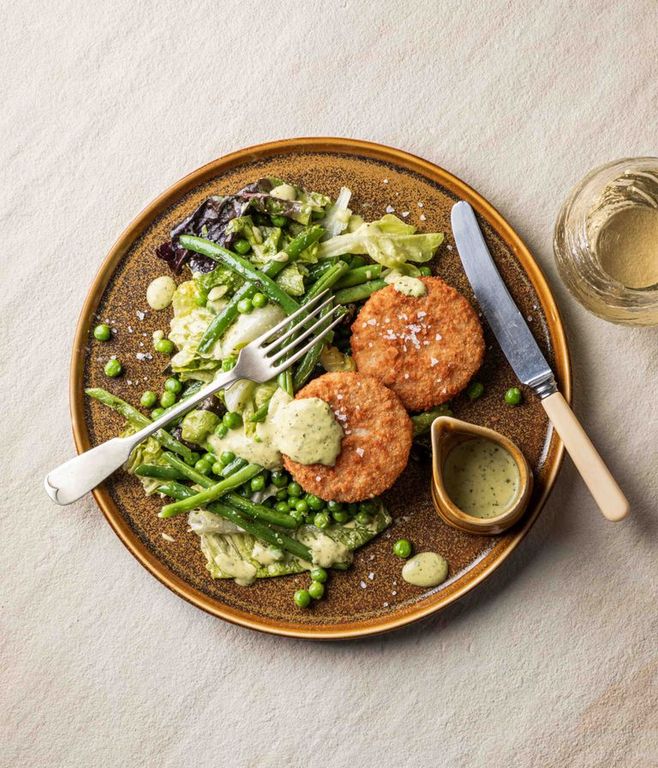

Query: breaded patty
283,372,412,502
350,277,485,411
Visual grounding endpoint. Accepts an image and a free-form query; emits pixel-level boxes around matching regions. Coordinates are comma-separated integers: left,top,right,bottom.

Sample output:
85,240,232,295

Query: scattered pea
275,501,290,514
215,423,229,438
276,489,289,501
250,475,266,492
93,323,112,341
271,214,287,227
222,411,243,429
104,358,122,378
220,450,236,465
211,462,223,476
306,494,324,511
313,512,330,529
187,452,200,466
287,482,302,498
294,499,309,515
332,509,349,523
195,459,212,475
355,511,371,525
271,471,288,488
154,338,175,355
393,539,412,558
237,298,253,314
467,381,484,400
160,390,177,408
233,238,251,254
308,580,325,600
419,266,432,276
294,589,311,608
504,387,523,405
164,377,182,394
151,407,165,419
252,292,268,308
327,500,343,513
140,390,158,408
310,567,328,583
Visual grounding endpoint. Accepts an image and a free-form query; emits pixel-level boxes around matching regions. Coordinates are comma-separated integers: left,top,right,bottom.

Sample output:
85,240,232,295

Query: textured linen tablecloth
2,1,656,766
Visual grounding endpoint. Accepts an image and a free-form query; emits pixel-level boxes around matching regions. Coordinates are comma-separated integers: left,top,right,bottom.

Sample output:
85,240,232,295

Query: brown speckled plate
71,138,571,639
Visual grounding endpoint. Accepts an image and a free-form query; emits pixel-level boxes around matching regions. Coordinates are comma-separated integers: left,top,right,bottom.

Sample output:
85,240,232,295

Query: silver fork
44,291,343,505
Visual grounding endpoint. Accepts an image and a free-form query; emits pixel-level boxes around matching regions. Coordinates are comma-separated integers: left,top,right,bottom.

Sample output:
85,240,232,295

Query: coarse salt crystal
385,204,395,213
383,178,389,184
417,201,424,208
391,590,397,596
447,245,453,251
315,475,321,482
136,310,145,320
404,373,410,379
127,325,133,333
419,213,427,221
360,581,367,589
355,447,365,457
336,393,343,400
161,533,175,542
368,572,374,580
435,333,442,341
430,357,439,366
367,318,377,326
401,211,409,218
383,601,389,608
417,311,427,319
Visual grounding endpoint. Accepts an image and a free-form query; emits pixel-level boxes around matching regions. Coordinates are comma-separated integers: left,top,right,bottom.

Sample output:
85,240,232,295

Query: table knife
451,201,629,521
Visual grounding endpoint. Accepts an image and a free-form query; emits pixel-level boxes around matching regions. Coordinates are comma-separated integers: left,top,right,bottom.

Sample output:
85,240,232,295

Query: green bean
283,225,325,260
85,388,196,464
292,305,335,391
250,399,271,423
225,493,299,529
411,405,453,437
162,453,213,486
179,235,300,314
334,264,382,289
211,501,311,561
277,369,294,396
220,456,248,477
155,481,194,500
334,279,387,304
160,464,262,518
307,259,339,281
134,464,186,481
155,481,312,560
304,260,349,300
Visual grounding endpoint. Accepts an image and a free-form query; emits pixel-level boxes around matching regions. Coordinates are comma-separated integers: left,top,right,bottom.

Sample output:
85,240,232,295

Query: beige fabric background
2,1,657,766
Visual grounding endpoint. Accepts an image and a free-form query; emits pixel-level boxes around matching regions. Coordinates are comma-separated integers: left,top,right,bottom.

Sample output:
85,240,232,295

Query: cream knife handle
542,392,629,521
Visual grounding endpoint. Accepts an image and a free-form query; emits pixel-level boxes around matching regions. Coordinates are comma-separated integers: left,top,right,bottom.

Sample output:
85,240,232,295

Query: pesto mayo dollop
384,271,427,297
146,275,176,310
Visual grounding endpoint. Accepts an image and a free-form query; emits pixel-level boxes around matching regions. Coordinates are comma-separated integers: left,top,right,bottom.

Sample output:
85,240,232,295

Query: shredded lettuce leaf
317,214,443,268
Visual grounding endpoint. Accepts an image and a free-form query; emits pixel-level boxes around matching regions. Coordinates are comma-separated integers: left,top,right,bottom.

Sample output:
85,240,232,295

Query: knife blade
451,200,556,398
451,200,629,522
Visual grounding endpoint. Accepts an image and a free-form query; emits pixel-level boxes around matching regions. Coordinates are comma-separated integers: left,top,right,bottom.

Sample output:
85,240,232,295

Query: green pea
327,500,343,513
93,324,111,341
308,580,325,600
215,423,229,438
252,292,268,308
140,390,158,408
289,507,304,523
294,589,311,608
467,381,484,400
222,411,243,429
104,358,122,378
313,512,330,529
160,390,177,408
419,266,432,276
310,567,328,583
271,214,287,227
306,494,324,511
287,482,302,498
220,450,236,465
358,502,373,514
237,298,253,314
151,407,165,419
194,459,212,475
275,501,290,513
332,509,349,523
294,499,309,515
393,539,412,558
187,452,200,466
504,387,522,405
276,489,289,501
202,452,214,464
211,462,223,476
233,238,251,254
250,475,266,492
164,377,182,394
271,471,288,488
355,511,371,525
154,338,175,355
221,356,237,372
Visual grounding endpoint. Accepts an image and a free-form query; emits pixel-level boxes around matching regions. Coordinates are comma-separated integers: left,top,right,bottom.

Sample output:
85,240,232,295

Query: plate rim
69,137,571,639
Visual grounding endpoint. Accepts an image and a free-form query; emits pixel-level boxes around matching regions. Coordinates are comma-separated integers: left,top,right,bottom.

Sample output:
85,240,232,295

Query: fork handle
45,369,238,506
542,392,629,521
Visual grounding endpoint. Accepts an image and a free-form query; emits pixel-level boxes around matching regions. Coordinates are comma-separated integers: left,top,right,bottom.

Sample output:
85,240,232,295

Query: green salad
88,178,445,604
